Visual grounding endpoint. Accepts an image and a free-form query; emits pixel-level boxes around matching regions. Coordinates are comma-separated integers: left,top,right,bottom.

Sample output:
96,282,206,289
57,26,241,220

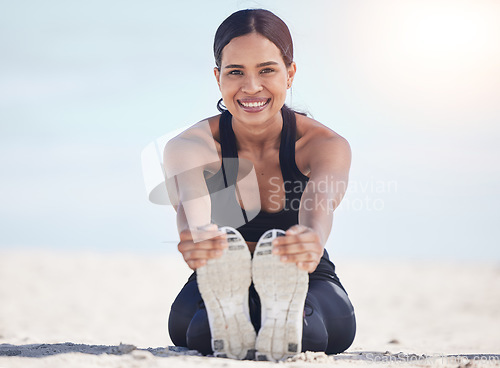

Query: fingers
179,238,228,267
179,243,226,260
276,227,319,246
178,238,227,252
286,224,310,236
272,231,322,257
181,248,226,270
296,261,319,273
186,259,207,270
178,225,229,270
273,246,321,271
273,245,319,260
272,226,323,273
277,251,321,273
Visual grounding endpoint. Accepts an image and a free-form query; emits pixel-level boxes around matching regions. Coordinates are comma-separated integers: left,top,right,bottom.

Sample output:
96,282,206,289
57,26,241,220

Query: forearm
177,195,211,231
298,176,348,246
166,171,212,234
298,192,332,246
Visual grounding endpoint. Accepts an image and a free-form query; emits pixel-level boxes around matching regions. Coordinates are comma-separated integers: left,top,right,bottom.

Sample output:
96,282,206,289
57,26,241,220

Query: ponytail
217,98,227,113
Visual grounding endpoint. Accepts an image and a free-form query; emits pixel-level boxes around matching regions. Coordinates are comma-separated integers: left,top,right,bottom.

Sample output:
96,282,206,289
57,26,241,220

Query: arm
272,134,352,273
299,135,351,245
163,129,228,270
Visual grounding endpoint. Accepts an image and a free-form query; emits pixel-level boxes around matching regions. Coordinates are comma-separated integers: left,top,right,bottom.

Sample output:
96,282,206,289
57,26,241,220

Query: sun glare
401,2,497,64
340,0,500,119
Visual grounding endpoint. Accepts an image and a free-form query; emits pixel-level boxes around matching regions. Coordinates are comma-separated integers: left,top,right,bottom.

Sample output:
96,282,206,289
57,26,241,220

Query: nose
241,74,263,94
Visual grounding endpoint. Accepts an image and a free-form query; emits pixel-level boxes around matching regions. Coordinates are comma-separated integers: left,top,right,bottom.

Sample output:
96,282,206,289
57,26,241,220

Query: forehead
221,33,284,66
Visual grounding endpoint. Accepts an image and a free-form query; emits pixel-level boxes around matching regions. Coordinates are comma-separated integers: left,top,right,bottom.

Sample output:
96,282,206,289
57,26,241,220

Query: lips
237,98,271,112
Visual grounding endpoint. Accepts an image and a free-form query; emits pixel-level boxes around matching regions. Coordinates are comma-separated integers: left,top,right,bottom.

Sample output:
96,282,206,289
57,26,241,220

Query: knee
168,307,189,347
301,304,328,352
186,309,213,355
169,280,204,348
307,281,357,354
325,313,356,354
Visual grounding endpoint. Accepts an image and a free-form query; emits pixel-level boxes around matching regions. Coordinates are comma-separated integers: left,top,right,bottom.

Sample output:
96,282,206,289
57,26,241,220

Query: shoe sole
196,226,256,359
252,229,309,362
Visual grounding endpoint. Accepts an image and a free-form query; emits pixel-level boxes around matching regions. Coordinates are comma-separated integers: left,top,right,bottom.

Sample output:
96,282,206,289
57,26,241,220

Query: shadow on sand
1,343,499,364
0,343,197,358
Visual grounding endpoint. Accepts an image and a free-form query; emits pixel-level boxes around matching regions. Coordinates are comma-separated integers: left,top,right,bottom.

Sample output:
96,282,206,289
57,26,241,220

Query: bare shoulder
295,113,351,171
164,115,222,175
166,114,220,150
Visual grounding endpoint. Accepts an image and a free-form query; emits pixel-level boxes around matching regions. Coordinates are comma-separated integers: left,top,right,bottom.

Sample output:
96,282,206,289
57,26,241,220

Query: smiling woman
163,8,355,362
214,33,294,123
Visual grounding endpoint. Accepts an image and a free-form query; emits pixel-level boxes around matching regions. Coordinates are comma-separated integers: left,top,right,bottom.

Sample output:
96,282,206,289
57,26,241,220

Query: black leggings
168,276,356,355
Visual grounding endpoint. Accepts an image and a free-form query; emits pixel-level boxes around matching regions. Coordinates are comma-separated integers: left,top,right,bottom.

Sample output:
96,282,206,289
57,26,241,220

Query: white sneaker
252,229,309,362
196,226,256,359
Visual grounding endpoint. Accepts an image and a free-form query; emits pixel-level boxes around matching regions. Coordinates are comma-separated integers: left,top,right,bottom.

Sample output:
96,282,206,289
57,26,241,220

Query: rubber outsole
252,229,309,362
196,226,256,360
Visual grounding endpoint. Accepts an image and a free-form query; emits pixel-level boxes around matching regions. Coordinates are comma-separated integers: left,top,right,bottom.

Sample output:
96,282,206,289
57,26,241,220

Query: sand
0,250,499,367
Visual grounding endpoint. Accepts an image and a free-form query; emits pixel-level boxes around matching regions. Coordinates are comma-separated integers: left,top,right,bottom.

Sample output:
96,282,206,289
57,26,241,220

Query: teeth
240,100,268,108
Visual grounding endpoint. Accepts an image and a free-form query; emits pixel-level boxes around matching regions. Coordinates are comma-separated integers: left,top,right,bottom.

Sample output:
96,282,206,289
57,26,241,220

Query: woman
165,9,355,361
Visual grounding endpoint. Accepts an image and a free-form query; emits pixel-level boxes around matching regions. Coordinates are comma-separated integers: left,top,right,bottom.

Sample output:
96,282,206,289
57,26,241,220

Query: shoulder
296,113,350,149
295,113,351,174
166,114,220,150
163,114,222,176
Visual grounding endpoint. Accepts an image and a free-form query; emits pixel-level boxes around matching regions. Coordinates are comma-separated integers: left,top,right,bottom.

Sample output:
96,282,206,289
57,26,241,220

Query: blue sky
1,0,499,260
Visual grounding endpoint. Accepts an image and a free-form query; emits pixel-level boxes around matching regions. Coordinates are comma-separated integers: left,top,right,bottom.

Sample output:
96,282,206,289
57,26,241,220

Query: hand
178,224,228,270
271,224,323,273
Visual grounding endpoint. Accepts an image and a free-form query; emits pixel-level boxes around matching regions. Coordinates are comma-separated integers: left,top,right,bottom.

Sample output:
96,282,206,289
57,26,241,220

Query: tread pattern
196,226,256,359
252,229,309,362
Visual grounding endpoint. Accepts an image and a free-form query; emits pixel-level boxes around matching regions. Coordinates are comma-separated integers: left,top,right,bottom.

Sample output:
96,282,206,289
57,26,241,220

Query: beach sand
1,250,499,367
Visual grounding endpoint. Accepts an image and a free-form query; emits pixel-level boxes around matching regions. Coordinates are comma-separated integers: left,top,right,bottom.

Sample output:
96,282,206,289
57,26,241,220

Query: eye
228,70,243,75
260,68,275,74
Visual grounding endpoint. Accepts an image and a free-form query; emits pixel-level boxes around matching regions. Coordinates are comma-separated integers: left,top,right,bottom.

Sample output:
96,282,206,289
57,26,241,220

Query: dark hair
214,9,295,113
214,9,294,70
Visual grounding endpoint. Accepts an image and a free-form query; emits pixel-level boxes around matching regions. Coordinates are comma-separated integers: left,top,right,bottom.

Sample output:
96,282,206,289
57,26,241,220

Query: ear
287,62,297,89
214,67,221,90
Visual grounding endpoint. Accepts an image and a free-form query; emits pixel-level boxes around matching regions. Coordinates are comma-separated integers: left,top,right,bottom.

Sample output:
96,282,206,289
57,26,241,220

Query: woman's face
214,32,296,126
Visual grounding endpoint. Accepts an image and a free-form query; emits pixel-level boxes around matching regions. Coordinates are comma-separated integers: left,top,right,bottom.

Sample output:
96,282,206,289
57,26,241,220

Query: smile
237,98,271,112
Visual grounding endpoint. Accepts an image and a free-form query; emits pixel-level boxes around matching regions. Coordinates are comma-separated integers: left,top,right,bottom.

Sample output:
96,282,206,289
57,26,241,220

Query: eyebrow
224,61,279,69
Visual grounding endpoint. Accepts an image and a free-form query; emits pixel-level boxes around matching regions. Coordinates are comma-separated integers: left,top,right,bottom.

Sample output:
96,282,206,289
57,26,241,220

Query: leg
302,280,356,354
168,278,213,354
169,227,257,358
186,305,212,355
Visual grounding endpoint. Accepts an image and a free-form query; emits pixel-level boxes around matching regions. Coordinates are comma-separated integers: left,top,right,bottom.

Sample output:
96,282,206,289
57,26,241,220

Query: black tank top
204,107,308,242
204,106,343,287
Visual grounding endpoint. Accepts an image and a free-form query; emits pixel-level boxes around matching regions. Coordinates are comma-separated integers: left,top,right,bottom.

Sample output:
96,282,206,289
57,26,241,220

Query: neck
231,111,283,155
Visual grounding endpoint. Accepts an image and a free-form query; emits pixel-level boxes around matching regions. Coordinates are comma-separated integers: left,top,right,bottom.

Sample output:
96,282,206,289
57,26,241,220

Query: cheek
219,79,239,95
271,75,289,90
271,80,288,96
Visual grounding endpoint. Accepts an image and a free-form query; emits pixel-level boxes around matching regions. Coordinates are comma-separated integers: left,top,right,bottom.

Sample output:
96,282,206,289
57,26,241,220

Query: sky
1,0,499,261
